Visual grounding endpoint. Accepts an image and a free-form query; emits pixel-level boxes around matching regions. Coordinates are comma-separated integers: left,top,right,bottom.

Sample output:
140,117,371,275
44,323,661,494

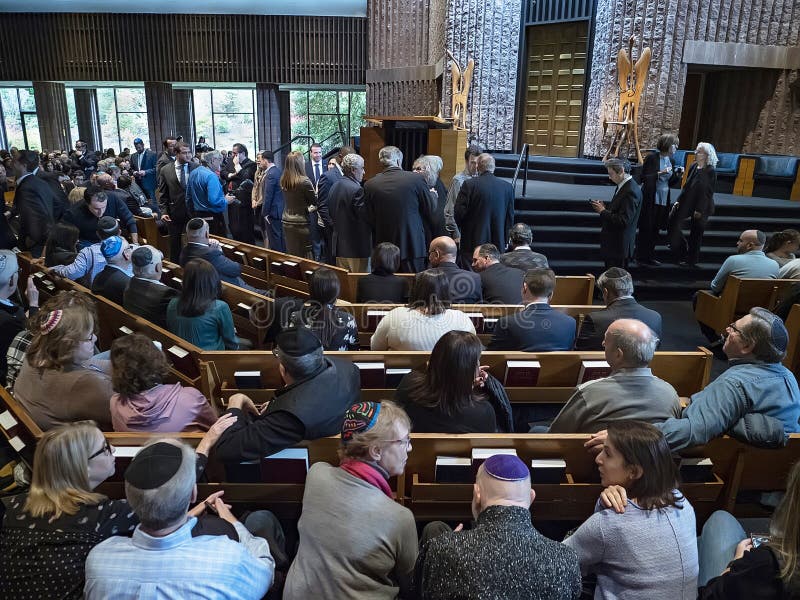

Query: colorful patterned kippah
484,454,529,481
341,402,381,442
41,310,63,334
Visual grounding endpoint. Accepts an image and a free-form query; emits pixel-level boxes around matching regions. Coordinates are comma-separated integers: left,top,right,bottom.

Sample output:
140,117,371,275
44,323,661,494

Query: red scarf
340,459,392,498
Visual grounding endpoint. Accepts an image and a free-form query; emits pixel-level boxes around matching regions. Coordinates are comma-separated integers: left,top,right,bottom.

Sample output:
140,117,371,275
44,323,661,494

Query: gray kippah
770,315,789,354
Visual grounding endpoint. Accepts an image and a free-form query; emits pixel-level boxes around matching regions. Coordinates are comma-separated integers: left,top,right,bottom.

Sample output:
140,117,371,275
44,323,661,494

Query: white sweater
369,307,476,351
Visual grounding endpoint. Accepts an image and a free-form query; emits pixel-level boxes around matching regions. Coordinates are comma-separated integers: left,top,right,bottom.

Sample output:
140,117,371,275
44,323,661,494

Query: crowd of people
0,132,799,599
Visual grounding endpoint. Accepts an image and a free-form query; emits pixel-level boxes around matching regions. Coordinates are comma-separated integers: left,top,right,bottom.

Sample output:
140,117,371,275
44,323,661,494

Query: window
0,87,40,150
290,90,366,154
192,88,257,154
96,88,149,153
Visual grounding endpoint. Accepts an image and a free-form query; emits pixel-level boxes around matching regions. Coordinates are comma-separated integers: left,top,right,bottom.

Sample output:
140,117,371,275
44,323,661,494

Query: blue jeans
696,510,746,586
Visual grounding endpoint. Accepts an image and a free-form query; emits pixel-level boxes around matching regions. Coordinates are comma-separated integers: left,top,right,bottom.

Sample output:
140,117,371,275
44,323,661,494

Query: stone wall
584,0,800,156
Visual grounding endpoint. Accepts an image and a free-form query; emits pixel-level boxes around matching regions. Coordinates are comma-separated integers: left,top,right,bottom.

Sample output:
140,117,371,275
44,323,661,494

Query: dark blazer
157,161,196,222
479,262,523,304
131,149,158,197
575,297,663,350
455,172,515,254
330,175,371,259
363,166,436,262
674,164,716,219
317,167,342,228
36,171,68,220
599,178,643,261
431,261,482,303
305,160,326,188
499,247,549,272
356,272,409,303
123,276,179,329
226,158,256,200
91,265,131,306
260,165,285,221
425,177,449,240
179,243,242,286
62,195,137,246
13,174,55,254
487,303,576,351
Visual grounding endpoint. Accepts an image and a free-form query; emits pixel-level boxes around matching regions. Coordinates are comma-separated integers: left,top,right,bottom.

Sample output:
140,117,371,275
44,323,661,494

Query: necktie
314,163,320,183
179,164,186,189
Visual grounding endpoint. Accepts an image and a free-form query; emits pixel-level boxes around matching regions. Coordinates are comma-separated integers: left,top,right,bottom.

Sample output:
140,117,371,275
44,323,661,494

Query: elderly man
364,145,436,273
426,236,482,303
499,223,550,272
550,319,680,433
214,328,361,462
472,243,524,304
257,151,286,252
444,145,481,242
590,158,642,269
130,137,157,199
187,149,236,237
455,153,515,268
576,268,662,350
329,152,371,272
0,250,38,384
91,236,133,305
413,154,448,240
709,230,779,294
84,439,275,599
123,245,178,329
587,308,800,452
415,454,581,599
317,146,356,264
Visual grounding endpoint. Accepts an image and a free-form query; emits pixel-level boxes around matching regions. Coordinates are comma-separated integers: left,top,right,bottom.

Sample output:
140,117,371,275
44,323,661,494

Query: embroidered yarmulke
100,236,124,260
341,402,381,442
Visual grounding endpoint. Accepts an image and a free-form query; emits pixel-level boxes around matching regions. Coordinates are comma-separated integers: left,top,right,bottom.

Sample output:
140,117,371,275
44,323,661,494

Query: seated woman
394,330,498,433
110,333,217,432
563,420,698,599
44,222,79,267
166,258,239,350
14,306,113,430
284,401,417,599
370,269,475,351
0,421,137,599
765,229,800,267
356,242,409,303
697,460,800,598
289,267,357,351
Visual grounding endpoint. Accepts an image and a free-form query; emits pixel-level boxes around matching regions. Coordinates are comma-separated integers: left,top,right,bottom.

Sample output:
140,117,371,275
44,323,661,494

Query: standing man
155,137,178,195
187,150,235,237
329,153,371,272
590,158,642,269
11,150,57,257
72,140,98,179
317,146,355,264
304,143,327,261
445,145,481,242
305,142,325,188
257,151,286,252
364,146,436,273
224,143,257,244
130,137,157,200
157,141,196,262
455,153,515,268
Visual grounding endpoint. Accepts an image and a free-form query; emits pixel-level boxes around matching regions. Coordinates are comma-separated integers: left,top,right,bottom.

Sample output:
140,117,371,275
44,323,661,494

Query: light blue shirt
51,243,106,284
187,166,227,213
709,250,779,293
84,516,274,600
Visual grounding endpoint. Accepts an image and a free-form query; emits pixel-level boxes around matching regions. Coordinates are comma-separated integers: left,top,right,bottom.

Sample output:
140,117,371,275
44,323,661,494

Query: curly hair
26,306,96,371
110,333,170,397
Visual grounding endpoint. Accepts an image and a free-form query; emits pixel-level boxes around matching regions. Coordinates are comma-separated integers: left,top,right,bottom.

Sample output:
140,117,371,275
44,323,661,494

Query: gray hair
125,439,196,530
423,155,443,175
378,146,403,167
202,150,223,166
598,268,634,298
275,345,324,380
696,142,719,168
413,156,437,187
341,153,364,175
606,319,659,367
509,223,533,246
132,245,163,278
185,218,209,241
742,307,787,363
477,153,495,173
604,158,631,175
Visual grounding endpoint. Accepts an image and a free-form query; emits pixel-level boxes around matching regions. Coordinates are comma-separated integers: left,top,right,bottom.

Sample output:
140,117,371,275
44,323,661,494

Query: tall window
96,88,149,152
290,90,366,154
192,88,257,153
0,87,40,150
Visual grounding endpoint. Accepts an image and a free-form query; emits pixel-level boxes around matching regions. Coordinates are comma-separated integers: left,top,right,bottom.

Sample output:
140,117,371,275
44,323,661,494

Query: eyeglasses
383,435,411,449
81,332,98,343
88,439,113,460
727,322,744,336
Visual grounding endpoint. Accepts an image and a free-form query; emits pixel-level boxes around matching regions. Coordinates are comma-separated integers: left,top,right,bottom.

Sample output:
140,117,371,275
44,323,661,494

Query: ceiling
0,0,367,16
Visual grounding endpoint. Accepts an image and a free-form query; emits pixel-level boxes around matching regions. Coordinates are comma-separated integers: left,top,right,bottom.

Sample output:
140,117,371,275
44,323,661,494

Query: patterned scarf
340,459,392,498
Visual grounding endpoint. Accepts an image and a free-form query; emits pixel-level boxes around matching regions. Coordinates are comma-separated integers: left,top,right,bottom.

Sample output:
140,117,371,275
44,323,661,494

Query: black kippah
131,246,154,267
187,218,205,231
124,442,183,490
276,327,322,357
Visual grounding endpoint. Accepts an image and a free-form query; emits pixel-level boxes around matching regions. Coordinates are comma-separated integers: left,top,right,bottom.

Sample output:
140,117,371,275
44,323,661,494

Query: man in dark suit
455,153,515,268
11,150,57,257
123,245,178,329
317,146,355,264
330,153,371,272
590,158,642,269
157,141,196,262
364,146,436,273
72,140,98,179
575,267,662,350
471,243,524,304
488,268,576,351
304,143,327,261
155,136,178,199
426,236,482,303
91,236,133,306
500,223,550,272
224,143,257,244
258,151,286,252
36,170,68,221
130,137,158,200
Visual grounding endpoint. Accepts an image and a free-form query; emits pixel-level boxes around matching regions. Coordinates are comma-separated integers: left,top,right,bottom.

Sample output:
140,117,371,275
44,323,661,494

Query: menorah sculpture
446,49,475,131
602,36,651,164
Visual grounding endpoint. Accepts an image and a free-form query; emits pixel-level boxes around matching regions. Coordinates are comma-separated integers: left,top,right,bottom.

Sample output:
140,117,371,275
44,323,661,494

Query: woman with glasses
285,400,418,600
14,306,114,430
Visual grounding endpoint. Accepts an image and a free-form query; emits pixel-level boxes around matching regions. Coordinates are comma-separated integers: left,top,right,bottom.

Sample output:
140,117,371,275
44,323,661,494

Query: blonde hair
339,400,411,462
68,186,86,205
23,421,106,519
26,306,96,371
770,461,800,583
280,151,312,191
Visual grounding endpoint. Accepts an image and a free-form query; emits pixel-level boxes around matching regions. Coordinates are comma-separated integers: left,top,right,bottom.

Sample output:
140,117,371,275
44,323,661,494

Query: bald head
737,229,766,254
472,464,534,519
604,318,659,369
428,236,457,266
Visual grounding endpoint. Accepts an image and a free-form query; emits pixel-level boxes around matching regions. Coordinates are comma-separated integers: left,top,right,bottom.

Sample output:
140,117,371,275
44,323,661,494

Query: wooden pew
133,215,171,256
784,304,800,378
694,276,798,335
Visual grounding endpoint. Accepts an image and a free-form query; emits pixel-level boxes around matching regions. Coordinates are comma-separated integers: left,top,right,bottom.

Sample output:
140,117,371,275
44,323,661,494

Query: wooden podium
360,115,468,186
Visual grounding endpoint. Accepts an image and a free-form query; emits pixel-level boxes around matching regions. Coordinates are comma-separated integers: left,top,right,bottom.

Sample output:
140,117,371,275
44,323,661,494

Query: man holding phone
590,158,642,269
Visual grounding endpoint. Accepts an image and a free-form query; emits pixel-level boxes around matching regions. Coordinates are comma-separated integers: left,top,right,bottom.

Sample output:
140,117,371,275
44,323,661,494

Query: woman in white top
370,268,475,350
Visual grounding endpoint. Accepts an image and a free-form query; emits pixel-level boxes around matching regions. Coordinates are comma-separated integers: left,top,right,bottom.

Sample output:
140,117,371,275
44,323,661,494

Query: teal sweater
166,298,238,350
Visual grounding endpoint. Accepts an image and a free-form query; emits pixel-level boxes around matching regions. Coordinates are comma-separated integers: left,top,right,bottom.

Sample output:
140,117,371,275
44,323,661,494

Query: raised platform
494,154,618,186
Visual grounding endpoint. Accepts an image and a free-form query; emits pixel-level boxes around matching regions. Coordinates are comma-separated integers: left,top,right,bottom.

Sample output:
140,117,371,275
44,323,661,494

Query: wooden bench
694,276,798,336
133,215,171,257
784,304,800,378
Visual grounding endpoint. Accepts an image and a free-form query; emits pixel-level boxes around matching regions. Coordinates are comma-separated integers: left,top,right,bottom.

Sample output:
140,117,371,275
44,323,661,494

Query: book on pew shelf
221,243,235,251
386,368,412,388
303,270,314,281
577,360,612,384
270,261,285,276
679,458,715,483
471,448,517,473
7,436,25,452
170,277,182,290
161,267,171,277
110,447,143,480
152,340,163,351
260,448,309,484
483,318,498,333
0,410,18,431
465,312,484,333
235,302,252,317
530,459,567,484
33,271,45,279
118,326,133,335
166,345,199,378
233,251,246,264
504,360,541,386
251,256,266,270
354,362,386,389
366,310,390,331
282,261,302,279
234,371,263,389
225,460,261,483
435,457,473,483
